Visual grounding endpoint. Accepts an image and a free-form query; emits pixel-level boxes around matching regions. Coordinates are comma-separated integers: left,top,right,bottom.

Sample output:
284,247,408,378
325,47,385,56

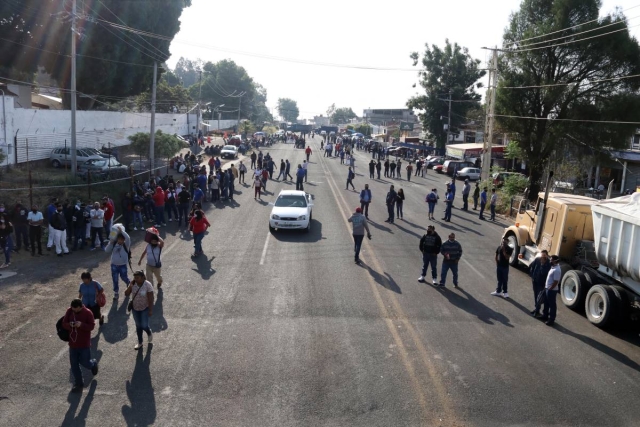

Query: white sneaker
114,292,119,300
169,219,173,222
432,279,438,285
147,332,153,343
490,291,501,296
134,343,143,350
134,227,138,231
154,224,161,228
502,292,510,299
418,276,425,282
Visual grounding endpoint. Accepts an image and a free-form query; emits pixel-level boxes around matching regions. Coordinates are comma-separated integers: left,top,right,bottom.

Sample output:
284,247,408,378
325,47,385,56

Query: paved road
1,136,639,426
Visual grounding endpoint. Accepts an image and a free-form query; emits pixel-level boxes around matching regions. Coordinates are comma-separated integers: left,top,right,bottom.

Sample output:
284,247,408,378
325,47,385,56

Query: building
608,131,640,194
363,109,417,126
313,115,330,127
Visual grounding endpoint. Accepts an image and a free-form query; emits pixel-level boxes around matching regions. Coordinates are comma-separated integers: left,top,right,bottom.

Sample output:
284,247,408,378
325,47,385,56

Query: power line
501,73,640,89
505,3,640,46
494,114,640,125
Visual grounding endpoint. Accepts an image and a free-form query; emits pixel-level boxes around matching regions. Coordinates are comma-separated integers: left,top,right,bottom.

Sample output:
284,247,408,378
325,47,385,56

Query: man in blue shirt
193,184,205,203
479,187,488,220
449,179,456,205
295,165,305,191
442,190,453,222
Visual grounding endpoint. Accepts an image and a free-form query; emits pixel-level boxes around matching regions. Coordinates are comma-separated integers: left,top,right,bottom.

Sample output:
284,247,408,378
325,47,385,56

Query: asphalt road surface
1,136,639,426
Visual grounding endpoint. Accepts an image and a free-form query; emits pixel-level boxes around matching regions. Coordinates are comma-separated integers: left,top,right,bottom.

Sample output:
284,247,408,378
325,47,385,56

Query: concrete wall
0,96,196,165
202,119,238,131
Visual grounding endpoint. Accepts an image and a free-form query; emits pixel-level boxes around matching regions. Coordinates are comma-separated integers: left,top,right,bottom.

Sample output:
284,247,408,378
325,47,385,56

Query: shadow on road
270,220,323,243
122,345,156,427
191,255,216,280
393,222,423,239
62,380,97,426
438,287,513,327
367,221,393,234
358,261,402,294
101,298,130,344
400,219,427,231
150,288,168,333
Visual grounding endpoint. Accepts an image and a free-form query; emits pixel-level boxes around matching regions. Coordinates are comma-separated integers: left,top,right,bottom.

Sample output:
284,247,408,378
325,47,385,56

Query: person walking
346,167,356,190
385,185,397,224
152,187,166,227
390,160,396,178
479,187,488,220
61,299,98,392
305,145,312,162
102,196,115,237
396,159,402,179
384,159,390,177
105,230,131,300
253,174,263,200
348,207,371,264
295,165,305,191
239,161,247,184
189,209,210,257
138,234,164,289
418,225,442,285
406,163,413,181
529,250,551,316
462,179,471,211
51,202,70,257
11,201,29,253
369,160,376,179
359,184,372,219
540,255,561,326
396,188,405,219
426,188,438,220
472,182,480,210
27,205,44,256
303,160,309,182
250,151,257,169
277,159,286,181
177,187,191,227
490,188,498,221
46,198,57,251
439,233,462,288
491,236,514,298
124,271,154,350
71,201,87,251
285,159,293,181
442,189,453,222
165,185,178,222
78,272,105,325
0,219,14,268
375,160,382,179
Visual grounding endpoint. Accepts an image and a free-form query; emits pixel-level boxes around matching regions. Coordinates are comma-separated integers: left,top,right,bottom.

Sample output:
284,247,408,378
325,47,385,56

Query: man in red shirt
62,299,98,392
102,196,115,237
152,187,166,227
305,146,312,162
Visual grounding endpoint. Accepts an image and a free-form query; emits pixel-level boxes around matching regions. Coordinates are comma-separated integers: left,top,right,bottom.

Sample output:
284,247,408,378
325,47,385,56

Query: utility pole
447,90,452,147
197,70,203,135
149,61,158,177
481,47,498,182
237,94,242,125
70,0,78,175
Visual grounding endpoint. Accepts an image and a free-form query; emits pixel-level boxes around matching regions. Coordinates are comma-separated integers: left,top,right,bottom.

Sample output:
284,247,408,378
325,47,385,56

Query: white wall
0,96,196,165
202,119,238,131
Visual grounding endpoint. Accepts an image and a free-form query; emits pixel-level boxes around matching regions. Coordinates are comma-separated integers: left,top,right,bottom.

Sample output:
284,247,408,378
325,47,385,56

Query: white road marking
260,232,270,265
462,258,486,279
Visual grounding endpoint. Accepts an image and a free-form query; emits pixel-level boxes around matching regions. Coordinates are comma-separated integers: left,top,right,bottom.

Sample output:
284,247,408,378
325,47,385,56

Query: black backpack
56,316,69,342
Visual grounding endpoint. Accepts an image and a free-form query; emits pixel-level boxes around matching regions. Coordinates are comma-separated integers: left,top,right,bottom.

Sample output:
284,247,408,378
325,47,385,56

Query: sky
167,0,640,120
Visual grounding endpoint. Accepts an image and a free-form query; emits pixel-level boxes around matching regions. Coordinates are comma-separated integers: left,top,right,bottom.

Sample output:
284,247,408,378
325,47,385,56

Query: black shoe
545,320,555,326
91,360,99,376
438,283,446,287
71,384,84,393
536,315,548,321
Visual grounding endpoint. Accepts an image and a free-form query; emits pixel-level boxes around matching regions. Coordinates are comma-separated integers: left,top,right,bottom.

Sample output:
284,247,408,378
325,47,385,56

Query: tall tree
407,39,486,150
0,0,191,108
277,98,299,122
496,0,640,196
135,80,191,113
330,107,357,124
173,57,204,87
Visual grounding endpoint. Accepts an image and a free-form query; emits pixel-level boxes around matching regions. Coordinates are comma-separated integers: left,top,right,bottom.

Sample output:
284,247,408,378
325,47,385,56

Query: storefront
445,143,505,162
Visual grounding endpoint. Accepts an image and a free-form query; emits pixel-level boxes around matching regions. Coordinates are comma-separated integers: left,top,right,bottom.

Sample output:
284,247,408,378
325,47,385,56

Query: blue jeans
193,232,205,253
133,212,144,229
110,264,130,293
496,264,509,293
444,202,452,221
353,234,364,260
387,204,394,222
490,204,496,220
542,289,558,321
69,347,95,386
154,206,165,224
178,203,190,225
132,307,152,344
2,236,13,263
428,202,436,215
421,253,438,279
440,261,458,286
479,202,486,219
396,202,403,218
165,203,178,220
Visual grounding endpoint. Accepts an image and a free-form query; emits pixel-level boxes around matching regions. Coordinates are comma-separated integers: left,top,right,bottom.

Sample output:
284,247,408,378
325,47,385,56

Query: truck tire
609,285,630,325
505,232,520,266
560,270,590,311
585,285,616,328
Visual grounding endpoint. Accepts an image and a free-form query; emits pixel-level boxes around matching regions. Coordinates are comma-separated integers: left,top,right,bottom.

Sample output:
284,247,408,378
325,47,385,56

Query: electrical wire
501,73,640,89
494,114,640,125
95,21,166,63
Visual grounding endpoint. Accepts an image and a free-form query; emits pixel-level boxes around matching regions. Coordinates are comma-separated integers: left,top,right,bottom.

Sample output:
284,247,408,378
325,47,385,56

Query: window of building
632,134,640,149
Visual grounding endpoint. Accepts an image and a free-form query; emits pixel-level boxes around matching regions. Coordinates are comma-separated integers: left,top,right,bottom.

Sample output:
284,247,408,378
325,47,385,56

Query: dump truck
504,173,640,328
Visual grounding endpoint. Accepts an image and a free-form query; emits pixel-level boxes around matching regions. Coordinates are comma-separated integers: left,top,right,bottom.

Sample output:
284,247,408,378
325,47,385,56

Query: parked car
50,147,105,168
269,190,314,233
426,157,444,168
456,167,482,181
76,157,128,180
220,145,239,159
492,171,526,187
228,135,243,146
442,160,474,176
433,164,445,173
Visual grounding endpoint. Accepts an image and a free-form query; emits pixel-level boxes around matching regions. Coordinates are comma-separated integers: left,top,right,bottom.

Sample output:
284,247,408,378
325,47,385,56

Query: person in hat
124,271,154,350
540,255,561,326
491,236,514,298
348,207,371,264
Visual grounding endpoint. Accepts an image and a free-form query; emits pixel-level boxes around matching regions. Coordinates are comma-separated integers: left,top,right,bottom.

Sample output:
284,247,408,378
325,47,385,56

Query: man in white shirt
89,202,105,250
302,160,309,182
541,255,561,326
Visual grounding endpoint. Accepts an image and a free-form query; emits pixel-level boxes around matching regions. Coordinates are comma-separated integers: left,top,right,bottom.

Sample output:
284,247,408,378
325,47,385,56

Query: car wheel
52,159,61,168
505,232,520,266
269,224,275,233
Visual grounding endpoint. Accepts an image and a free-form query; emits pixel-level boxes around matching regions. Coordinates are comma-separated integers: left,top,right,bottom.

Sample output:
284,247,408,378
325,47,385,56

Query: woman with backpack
396,188,406,219
78,272,106,325
426,188,438,221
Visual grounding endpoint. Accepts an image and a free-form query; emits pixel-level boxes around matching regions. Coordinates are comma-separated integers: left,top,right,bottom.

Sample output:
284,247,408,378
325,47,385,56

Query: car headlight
297,215,306,221
272,214,280,220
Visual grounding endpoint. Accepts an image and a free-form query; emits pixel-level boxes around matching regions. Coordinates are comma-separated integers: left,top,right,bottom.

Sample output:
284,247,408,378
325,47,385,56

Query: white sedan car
220,145,238,159
456,167,481,181
269,190,314,232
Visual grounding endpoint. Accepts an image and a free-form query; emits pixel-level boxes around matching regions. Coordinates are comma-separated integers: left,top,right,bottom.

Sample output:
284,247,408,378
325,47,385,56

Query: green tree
326,103,336,119
173,57,204,87
407,39,486,150
135,80,192,113
277,98,299,122
331,107,357,124
0,1,191,109
496,0,640,197
128,130,185,160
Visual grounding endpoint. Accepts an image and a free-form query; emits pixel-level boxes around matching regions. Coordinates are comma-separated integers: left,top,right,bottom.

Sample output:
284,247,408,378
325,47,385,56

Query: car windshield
82,148,101,156
275,195,307,208
223,145,236,150
107,158,122,166
89,160,107,167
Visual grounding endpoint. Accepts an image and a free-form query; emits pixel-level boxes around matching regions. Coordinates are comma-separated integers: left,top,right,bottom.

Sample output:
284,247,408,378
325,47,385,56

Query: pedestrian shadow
101,298,129,344
438,287,513,327
393,222,423,239
150,288,168,333
555,325,640,373
504,297,536,317
398,218,427,232
358,261,402,294
62,380,97,426
255,199,270,206
433,220,484,236
122,345,156,427
368,221,393,234
191,255,216,280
